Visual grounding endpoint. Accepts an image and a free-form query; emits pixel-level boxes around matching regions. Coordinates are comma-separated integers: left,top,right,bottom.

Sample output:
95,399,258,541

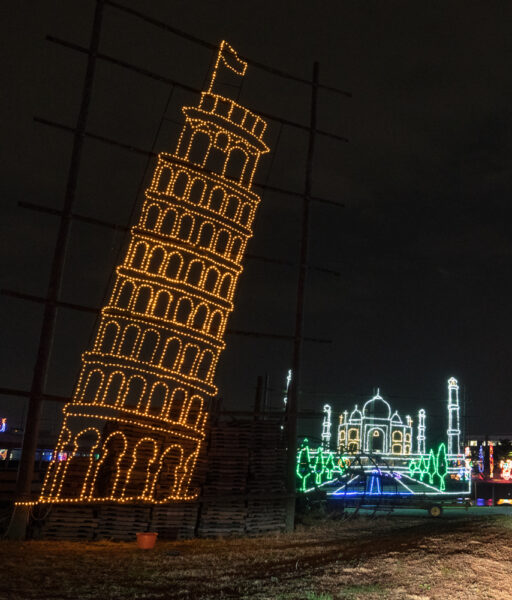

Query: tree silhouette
419,455,428,481
314,447,325,485
296,440,313,492
437,443,448,491
427,448,437,484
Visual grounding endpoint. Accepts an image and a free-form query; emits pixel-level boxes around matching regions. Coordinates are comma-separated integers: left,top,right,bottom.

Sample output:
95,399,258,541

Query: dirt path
1,514,512,599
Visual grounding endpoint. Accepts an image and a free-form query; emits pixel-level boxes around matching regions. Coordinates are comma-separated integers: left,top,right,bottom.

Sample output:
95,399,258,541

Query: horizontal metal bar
18,200,129,232
2,289,98,314
0,388,329,417
34,116,152,157
0,387,68,404
18,201,340,276
1,289,331,343
46,35,349,144
104,1,352,98
0,391,479,421
35,115,344,210
219,410,327,418
227,329,331,343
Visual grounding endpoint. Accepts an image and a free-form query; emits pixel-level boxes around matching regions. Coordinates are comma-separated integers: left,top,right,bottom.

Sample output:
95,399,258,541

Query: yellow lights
208,40,247,91
38,40,269,506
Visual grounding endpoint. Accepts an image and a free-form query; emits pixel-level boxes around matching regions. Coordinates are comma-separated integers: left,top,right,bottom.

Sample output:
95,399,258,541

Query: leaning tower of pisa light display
39,41,269,504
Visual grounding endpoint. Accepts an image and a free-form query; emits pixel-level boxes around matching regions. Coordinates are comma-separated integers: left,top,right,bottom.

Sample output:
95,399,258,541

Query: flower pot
136,532,158,549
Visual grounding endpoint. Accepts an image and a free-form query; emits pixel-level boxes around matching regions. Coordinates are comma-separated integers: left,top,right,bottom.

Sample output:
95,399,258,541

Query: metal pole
285,61,319,532
253,375,263,421
6,0,105,539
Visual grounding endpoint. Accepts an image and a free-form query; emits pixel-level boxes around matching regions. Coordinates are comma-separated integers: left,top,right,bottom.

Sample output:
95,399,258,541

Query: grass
1,513,512,599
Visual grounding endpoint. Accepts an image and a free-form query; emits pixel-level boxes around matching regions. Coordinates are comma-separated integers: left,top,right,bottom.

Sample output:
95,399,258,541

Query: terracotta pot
136,532,158,549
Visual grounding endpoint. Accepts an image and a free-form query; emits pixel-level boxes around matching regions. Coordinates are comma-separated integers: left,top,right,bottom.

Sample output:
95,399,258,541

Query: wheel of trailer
428,504,443,518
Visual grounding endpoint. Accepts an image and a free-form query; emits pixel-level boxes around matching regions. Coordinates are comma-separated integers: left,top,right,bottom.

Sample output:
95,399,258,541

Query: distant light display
500,460,512,481
21,40,270,508
321,404,332,449
417,409,426,455
298,378,470,500
478,445,485,475
0,419,6,433
337,392,414,456
447,377,461,455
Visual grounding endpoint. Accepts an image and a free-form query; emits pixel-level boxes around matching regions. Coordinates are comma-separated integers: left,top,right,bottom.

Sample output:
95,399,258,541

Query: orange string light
31,40,270,507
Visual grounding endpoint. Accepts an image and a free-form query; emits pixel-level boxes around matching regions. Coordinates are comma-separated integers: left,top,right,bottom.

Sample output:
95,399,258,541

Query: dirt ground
2,511,512,600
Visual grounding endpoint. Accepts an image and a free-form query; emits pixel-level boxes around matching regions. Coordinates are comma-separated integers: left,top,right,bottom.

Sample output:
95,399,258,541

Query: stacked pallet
197,500,246,537
34,420,288,540
150,503,198,539
39,506,97,540
197,420,287,537
245,422,287,535
96,505,151,541
197,423,250,537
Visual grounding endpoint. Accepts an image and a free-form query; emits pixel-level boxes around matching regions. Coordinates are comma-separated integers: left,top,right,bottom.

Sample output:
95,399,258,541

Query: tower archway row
136,207,248,266
90,317,220,382
121,239,240,302
41,418,203,503
147,159,258,229
133,204,249,266
74,365,209,427
174,114,264,190
108,275,230,337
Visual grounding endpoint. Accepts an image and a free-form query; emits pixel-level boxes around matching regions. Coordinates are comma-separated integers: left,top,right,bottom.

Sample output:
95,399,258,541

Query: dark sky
2,1,512,442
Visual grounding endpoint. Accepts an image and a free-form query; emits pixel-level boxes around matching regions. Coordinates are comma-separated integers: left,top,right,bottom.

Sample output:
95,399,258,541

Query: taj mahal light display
297,378,470,506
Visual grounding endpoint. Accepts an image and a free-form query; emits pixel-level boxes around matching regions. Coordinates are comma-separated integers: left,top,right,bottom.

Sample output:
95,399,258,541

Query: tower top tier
183,93,269,154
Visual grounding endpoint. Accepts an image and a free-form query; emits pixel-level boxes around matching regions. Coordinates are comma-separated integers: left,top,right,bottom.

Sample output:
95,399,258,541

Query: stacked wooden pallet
197,420,287,537
35,420,288,540
96,505,151,541
197,500,246,537
39,506,97,540
150,504,198,539
197,422,250,537
245,422,287,535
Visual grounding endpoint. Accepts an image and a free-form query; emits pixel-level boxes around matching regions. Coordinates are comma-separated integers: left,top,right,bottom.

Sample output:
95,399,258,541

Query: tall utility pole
6,0,106,539
285,62,319,532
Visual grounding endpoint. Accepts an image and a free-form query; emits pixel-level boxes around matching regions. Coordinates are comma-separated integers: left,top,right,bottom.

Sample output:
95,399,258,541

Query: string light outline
38,39,269,505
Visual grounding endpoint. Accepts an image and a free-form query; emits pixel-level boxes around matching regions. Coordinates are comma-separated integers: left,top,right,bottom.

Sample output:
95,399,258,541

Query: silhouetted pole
6,0,105,539
285,61,319,532
253,375,263,421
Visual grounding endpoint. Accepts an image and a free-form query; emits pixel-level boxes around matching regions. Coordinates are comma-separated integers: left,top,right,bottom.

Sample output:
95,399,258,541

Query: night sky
2,1,512,442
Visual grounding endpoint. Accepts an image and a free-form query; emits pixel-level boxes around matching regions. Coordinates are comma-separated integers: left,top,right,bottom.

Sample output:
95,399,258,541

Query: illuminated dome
390,410,402,423
349,404,362,421
362,394,391,419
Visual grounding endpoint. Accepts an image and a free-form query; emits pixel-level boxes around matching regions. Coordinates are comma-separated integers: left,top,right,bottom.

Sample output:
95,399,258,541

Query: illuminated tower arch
447,377,461,455
40,41,270,504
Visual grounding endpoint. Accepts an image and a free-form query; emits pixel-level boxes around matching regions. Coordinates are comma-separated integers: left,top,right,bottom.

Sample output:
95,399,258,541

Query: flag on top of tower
208,40,248,92
219,40,248,75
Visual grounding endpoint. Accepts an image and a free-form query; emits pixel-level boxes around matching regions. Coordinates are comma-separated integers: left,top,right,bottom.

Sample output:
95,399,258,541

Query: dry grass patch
1,514,511,599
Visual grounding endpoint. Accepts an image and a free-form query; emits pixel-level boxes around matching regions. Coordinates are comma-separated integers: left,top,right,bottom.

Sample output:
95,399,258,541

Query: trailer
297,441,471,518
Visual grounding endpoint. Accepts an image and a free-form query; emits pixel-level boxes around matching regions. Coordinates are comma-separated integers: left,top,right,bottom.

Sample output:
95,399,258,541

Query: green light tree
314,446,325,484
437,443,448,491
296,440,313,492
419,455,428,481
324,451,337,480
427,448,437,484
